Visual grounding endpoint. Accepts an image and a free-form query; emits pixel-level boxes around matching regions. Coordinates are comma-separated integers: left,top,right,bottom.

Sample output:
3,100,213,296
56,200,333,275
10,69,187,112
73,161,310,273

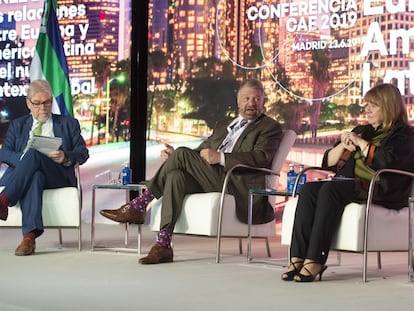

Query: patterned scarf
354,128,388,182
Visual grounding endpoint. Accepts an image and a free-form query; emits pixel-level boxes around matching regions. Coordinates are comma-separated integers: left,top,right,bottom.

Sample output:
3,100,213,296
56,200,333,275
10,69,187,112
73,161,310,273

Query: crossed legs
101,147,225,263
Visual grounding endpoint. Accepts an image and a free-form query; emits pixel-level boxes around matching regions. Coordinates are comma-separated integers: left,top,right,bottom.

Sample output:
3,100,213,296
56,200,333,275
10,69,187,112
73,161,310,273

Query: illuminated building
349,3,414,106
215,0,249,72
58,0,127,85
148,0,170,84
169,0,212,79
149,1,169,53
148,0,414,112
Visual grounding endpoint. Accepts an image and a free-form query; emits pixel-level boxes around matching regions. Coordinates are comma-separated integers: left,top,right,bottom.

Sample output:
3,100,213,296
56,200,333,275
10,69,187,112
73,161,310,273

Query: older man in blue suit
0,80,89,255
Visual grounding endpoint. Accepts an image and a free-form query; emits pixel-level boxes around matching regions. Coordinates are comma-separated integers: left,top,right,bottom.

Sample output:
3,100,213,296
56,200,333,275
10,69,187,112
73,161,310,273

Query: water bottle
297,164,307,192
287,163,297,193
121,162,131,185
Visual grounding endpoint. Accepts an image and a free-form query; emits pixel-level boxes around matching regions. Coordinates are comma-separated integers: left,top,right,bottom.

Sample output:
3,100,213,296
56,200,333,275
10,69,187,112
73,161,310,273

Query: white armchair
149,129,297,263
0,163,82,250
281,167,414,282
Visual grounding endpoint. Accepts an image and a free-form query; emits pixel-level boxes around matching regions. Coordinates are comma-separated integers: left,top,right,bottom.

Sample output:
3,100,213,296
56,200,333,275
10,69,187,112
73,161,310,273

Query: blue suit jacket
0,114,89,187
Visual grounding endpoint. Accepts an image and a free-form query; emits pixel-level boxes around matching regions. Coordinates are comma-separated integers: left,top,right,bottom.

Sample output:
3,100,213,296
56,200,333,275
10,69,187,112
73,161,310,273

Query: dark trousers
146,147,225,231
2,149,70,236
290,180,356,264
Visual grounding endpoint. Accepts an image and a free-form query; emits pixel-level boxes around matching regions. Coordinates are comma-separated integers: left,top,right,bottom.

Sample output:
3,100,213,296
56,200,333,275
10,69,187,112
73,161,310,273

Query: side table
247,188,293,265
91,183,147,254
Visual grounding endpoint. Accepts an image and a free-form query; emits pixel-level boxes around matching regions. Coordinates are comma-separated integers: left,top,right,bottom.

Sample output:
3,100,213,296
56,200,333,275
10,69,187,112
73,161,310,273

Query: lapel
20,116,33,152
22,116,33,135
218,118,233,139
232,114,263,150
52,114,63,137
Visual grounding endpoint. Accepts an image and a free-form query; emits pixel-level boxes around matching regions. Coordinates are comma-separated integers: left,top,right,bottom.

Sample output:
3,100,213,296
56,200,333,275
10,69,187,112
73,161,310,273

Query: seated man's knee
170,147,194,160
23,149,41,161
174,147,191,155
30,171,45,186
166,168,186,182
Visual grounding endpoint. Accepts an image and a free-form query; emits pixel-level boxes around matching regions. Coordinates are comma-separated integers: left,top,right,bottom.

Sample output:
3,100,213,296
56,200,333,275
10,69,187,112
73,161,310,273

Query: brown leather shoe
139,243,173,264
0,207,7,221
0,193,10,221
15,237,36,256
100,203,146,224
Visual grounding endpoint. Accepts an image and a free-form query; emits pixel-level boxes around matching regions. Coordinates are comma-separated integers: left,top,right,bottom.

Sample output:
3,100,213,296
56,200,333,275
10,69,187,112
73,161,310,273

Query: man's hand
161,143,174,161
48,150,66,164
200,148,221,164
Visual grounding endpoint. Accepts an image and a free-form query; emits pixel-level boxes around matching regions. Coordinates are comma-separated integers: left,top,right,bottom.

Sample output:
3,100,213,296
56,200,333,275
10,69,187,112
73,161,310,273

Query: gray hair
237,79,265,99
27,80,53,100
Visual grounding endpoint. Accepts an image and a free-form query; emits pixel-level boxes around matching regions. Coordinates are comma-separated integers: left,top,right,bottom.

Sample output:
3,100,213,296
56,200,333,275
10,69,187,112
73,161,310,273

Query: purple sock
156,227,172,248
130,189,154,212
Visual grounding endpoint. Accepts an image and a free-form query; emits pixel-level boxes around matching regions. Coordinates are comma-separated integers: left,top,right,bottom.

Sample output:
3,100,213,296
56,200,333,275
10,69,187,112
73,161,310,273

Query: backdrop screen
147,0,414,142
1,1,414,146
0,0,131,145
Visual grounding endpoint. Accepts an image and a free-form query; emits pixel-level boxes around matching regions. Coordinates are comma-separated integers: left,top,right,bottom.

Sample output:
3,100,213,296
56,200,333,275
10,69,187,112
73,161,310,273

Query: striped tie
218,119,248,152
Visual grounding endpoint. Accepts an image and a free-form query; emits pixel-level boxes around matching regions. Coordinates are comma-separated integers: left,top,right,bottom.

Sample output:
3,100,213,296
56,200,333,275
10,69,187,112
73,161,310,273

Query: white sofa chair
281,167,414,282
0,164,82,250
149,129,297,263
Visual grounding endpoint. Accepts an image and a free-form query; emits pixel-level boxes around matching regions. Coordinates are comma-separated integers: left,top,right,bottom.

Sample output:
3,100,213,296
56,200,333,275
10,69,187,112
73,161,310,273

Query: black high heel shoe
294,261,328,282
281,259,304,281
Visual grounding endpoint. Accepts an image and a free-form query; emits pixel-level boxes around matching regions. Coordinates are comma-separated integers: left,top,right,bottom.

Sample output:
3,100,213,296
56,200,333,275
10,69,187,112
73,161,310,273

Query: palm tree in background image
309,49,330,138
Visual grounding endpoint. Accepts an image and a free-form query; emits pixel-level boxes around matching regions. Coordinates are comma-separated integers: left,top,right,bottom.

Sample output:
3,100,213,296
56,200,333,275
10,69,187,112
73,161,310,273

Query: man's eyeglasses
29,98,53,107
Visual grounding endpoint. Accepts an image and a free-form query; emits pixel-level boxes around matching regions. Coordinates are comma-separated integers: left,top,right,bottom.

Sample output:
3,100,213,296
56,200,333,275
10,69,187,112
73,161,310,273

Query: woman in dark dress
281,83,414,282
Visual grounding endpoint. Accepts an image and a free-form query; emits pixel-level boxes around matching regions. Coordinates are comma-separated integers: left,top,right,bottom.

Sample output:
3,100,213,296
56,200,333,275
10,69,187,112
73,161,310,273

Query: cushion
149,192,275,237
281,196,412,252
0,186,80,227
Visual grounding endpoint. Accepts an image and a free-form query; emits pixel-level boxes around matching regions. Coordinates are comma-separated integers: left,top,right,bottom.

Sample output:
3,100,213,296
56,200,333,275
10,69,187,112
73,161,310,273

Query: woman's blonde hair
363,83,408,131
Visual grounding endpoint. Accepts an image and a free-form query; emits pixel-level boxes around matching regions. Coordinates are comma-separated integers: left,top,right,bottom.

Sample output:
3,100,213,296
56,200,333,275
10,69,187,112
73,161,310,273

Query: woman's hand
327,130,360,166
341,131,368,153
341,131,357,152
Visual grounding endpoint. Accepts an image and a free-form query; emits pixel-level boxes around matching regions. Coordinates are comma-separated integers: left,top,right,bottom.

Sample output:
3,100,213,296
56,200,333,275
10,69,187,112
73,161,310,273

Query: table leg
90,184,146,253
247,190,253,263
91,186,96,251
124,223,129,247
138,224,141,256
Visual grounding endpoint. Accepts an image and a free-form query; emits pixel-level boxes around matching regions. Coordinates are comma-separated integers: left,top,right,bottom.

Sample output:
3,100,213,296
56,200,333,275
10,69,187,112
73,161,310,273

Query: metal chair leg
78,225,82,251
265,237,271,257
336,252,342,266
238,238,243,255
58,229,63,246
377,252,382,269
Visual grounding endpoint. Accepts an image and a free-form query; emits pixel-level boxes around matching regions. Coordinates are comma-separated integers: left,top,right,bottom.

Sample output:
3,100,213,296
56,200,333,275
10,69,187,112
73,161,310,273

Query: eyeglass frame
28,98,53,107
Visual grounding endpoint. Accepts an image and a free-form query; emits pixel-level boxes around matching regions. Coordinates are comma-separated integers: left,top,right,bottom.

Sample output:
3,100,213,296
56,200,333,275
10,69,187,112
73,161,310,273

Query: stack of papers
26,135,62,155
